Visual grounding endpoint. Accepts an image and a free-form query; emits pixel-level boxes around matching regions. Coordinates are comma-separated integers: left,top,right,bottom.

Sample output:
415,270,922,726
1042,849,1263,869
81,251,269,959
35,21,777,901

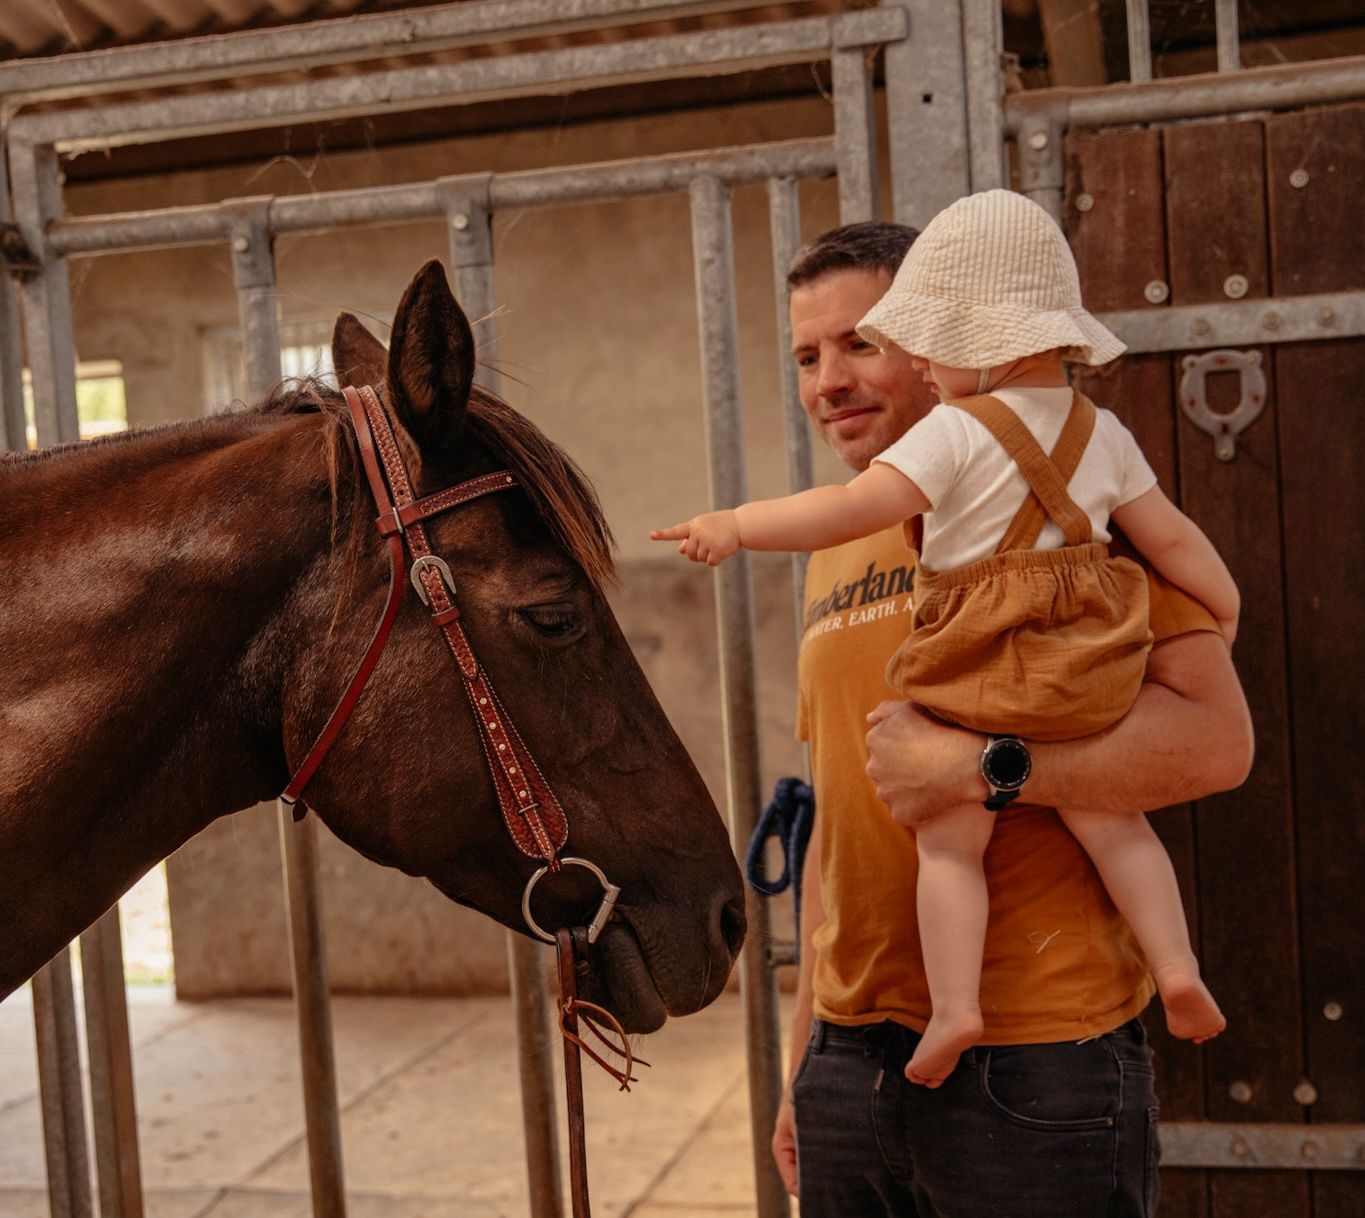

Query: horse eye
519,604,580,639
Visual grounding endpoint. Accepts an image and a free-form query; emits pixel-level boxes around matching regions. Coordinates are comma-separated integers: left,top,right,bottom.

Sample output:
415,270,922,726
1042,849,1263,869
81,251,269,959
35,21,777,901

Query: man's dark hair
786,220,919,293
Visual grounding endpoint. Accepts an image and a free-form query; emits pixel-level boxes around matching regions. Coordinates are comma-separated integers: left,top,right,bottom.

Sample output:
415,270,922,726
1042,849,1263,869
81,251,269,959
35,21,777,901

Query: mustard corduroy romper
887,391,1153,742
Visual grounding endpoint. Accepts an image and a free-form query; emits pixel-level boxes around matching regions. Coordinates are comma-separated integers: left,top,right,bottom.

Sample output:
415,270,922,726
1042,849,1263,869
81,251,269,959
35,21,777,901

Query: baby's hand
650,510,742,565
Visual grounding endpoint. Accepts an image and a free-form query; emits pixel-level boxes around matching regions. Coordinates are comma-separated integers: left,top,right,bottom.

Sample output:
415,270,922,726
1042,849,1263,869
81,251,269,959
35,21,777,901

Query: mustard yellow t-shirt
796,525,1216,1043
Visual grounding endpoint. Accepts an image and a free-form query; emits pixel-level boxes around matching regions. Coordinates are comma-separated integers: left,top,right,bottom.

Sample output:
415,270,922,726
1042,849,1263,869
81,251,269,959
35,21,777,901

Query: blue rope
744,776,815,941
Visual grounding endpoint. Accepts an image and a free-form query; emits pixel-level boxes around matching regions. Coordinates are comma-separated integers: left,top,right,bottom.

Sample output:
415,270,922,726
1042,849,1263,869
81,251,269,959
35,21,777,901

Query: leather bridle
280,383,633,1216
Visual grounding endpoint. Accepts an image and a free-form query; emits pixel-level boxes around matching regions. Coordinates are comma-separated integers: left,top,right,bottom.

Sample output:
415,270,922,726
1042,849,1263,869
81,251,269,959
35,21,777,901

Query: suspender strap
947,391,1097,552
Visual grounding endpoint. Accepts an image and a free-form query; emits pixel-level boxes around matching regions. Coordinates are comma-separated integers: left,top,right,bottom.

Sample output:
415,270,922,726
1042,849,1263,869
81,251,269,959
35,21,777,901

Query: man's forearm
1024,631,1253,815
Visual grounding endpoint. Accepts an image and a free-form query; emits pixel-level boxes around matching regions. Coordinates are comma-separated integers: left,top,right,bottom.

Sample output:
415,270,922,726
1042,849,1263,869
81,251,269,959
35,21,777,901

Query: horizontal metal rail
45,138,838,258
0,0,791,103
1099,290,1365,354
1160,1122,1365,1171
8,9,905,153
1005,54,1365,136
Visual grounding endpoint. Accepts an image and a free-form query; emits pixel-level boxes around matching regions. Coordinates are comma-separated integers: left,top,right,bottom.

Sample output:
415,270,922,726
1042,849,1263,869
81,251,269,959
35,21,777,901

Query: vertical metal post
766,177,813,636
31,952,93,1218
0,127,29,450
1214,0,1241,73
79,910,145,1218
689,174,790,1218
882,1,971,226
442,175,565,1218
9,138,78,444
961,0,1007,190
1013,97,1069,223
228,197,347,1218
1125,0,1153,83
831,19,879,223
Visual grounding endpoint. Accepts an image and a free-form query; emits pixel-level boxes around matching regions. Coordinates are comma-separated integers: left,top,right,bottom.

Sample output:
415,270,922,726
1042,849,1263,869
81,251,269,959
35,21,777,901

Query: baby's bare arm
1111,487,1240,646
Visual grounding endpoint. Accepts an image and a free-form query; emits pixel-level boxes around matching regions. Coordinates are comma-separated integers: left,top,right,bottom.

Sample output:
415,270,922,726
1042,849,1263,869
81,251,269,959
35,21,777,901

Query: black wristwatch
980,735,1032,811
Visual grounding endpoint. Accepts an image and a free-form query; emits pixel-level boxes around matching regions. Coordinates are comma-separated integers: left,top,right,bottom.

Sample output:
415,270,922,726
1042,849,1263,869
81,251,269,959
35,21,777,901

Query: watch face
983,737,1032,790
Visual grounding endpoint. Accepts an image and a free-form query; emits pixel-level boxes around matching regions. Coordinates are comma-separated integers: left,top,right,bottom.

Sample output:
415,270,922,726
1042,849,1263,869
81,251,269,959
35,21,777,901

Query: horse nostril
719,896,747,959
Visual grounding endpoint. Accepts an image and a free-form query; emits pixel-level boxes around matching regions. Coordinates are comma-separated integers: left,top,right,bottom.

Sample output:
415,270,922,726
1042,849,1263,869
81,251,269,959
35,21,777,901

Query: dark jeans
792,1018,1160,1218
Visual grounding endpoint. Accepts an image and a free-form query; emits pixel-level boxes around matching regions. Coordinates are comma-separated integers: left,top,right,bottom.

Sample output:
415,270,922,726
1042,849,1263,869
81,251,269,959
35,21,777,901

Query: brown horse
0,261,744,1031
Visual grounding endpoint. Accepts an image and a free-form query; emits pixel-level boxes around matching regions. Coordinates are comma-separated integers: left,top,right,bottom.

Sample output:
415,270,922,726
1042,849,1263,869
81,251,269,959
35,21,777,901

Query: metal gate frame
3,2,1362,1216
0,4,982,1217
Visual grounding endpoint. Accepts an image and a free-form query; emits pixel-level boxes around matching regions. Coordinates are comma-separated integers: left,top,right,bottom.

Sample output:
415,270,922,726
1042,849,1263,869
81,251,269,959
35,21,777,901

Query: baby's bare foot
1154,964,1226,1043
905,1010,983,1088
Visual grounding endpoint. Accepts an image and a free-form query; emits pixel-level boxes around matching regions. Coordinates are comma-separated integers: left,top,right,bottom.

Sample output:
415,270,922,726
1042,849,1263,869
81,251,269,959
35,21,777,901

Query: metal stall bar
0,0,794,104
962,0,1007,190
0,135,27,451
440,173,566,1218
830,14,888,223
228,200,348,1218
1006,55,1365,219
1126,0,1153,83
79,912,144,1218
882,0,971,227
1215,0,1242,74
8,10,909,155
689,174,789,1218
30,953,92,1218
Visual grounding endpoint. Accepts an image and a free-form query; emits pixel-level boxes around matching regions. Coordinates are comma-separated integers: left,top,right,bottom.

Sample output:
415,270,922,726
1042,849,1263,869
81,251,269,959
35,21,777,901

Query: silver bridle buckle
521,857,621,945
409,554,455,606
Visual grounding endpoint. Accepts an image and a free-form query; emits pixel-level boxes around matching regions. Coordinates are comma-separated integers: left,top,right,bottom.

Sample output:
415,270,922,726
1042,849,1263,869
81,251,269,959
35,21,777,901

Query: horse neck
0,413,339,968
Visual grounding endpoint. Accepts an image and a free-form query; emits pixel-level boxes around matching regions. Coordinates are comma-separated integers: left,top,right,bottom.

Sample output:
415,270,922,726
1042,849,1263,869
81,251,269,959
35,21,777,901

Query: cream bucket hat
857,189,1126,369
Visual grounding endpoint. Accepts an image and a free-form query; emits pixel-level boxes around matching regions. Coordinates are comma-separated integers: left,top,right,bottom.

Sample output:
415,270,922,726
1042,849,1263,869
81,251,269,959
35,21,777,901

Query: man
773,221,1253,1216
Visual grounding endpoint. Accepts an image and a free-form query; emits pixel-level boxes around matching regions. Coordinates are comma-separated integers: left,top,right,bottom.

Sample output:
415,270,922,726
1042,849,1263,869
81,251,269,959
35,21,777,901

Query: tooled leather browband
281,385,569,869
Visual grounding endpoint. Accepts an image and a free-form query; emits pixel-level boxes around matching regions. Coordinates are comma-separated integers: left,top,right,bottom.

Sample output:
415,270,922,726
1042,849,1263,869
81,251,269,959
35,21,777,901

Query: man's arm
865,631,1253,823
771,827,824,1197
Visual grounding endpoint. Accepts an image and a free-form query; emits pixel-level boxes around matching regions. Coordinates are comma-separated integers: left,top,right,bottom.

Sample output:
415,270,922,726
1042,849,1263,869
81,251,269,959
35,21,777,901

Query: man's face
789,267,935,472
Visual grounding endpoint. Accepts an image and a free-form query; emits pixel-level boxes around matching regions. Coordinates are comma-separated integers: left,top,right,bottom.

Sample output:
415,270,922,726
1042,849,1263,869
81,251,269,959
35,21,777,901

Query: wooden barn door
1064,102,1365,1218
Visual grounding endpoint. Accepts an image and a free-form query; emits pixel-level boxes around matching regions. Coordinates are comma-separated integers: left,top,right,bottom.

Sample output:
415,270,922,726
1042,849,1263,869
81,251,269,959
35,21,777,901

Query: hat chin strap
976,367,993,394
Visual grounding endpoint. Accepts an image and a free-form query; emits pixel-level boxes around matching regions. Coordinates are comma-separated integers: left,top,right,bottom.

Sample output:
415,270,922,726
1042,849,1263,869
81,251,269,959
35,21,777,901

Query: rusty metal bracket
1179,348,1267,461
0,221,41,279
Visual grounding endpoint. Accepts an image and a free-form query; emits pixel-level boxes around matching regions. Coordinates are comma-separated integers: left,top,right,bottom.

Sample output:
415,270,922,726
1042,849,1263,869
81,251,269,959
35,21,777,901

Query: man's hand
865,701,985,827
649,509,741,566
771,1096,799,1196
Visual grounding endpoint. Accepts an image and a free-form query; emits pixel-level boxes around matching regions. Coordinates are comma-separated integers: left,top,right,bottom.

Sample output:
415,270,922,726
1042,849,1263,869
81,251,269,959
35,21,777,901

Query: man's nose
816,352,855,399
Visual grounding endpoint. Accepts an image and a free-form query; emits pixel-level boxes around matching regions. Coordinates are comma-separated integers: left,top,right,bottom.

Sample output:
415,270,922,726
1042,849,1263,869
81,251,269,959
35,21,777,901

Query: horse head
286,261,745,1031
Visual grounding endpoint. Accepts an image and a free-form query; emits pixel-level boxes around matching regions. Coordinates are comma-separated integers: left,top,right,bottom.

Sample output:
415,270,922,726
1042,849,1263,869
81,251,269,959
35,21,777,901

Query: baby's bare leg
908,804,997,1087
1059,809,1226,1042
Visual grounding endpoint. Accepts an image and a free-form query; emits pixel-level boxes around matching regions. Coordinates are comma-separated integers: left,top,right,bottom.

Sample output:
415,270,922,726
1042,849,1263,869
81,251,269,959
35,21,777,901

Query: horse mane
257,377,617,591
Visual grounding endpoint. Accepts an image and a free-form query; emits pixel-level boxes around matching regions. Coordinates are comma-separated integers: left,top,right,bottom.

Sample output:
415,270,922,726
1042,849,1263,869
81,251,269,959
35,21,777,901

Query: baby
653,190,1235,1087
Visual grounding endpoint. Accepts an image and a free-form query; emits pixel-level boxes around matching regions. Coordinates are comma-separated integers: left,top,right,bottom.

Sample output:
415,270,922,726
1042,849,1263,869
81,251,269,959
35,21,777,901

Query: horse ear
331,312,388,390
385,260,475,458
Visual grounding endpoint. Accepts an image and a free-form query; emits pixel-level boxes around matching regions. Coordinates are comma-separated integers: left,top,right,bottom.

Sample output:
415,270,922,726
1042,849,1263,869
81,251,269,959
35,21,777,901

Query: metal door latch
1179,349,1267,461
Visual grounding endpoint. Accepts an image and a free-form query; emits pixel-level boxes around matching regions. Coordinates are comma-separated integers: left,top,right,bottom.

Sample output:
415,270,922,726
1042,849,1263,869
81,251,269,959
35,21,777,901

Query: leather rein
280,383,636,1217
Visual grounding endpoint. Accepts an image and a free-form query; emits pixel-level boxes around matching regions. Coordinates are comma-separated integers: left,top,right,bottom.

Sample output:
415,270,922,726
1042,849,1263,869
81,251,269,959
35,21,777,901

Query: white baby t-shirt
871,386,1157,572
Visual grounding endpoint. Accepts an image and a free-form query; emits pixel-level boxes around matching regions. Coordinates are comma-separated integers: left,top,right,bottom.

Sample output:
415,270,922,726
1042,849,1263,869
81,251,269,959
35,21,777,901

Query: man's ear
385,259,475,461
330,312,388,390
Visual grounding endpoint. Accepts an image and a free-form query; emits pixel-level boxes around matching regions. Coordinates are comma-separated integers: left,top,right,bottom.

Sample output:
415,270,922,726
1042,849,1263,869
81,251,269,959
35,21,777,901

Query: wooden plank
1163,116,1309,1218
1064,125,1206,1217
1264,102,1365,1218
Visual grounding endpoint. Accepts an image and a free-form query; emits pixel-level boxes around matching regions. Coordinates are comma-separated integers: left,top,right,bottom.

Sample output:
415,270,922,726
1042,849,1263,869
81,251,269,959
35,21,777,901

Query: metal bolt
1232,1137,1250,1157
1229,1080,1254,1103
1293,1080,1319,1106
1324,1001,1344,1021
1318,309,1336,327
1302,1140,1320,1161
1144,280,1169,305
451,212,470,231
232,235,250,253
1028,130,1049,151
1263,311,1281,330
1290,168,1309,188
1223,274,1249,299
1191,318,1211,336
1075,193,1095,212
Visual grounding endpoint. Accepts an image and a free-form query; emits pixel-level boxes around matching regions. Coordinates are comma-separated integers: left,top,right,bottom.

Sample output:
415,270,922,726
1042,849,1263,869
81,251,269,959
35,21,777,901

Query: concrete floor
0,985,790,1217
